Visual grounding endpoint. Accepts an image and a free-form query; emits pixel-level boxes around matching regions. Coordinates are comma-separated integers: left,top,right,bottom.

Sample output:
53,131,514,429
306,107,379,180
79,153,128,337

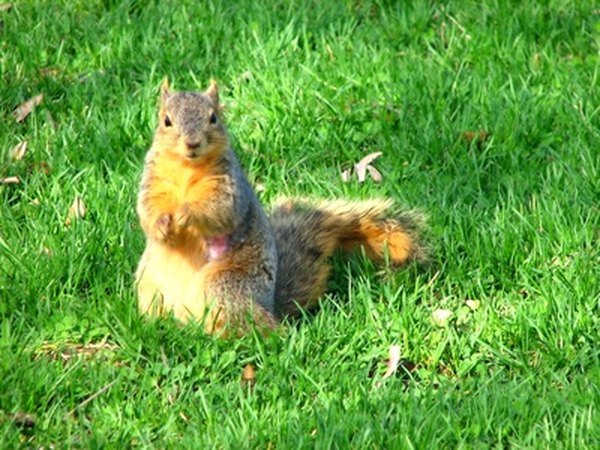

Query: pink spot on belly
206,235,230,260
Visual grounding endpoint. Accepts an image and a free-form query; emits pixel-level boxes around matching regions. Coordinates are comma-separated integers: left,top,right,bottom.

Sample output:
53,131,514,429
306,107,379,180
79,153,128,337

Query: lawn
1,0,599,447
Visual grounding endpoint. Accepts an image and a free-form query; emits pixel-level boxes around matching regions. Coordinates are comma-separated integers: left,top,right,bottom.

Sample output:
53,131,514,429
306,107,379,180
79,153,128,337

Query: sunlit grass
1,1,599,447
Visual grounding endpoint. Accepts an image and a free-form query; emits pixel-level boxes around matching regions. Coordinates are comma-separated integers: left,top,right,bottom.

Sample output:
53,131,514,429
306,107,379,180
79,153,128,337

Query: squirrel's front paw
154,213,175,242
174,204,193,229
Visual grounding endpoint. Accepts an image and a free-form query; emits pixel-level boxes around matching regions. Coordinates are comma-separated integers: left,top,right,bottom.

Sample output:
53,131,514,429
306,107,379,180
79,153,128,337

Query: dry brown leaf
238,70,253,83
35,340,118,362
241,363,257,387
7,412,35,430
39,67,60,77
465,299,480,310
13,94,43,123
35,161,52,175
432,308,453,327
438,363,454,378
366,165,382,183
10,140,27,161
461,130,490,148
0,3,12,12
382,344,401,379
374,344,402,388
341,168,352,182
354,151,382,182
550,255,571,269
65,195,86,225
0,176,20,184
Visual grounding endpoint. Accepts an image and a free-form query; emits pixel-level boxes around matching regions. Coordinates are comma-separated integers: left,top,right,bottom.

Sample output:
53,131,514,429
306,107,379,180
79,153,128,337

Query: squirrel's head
153,79,228,161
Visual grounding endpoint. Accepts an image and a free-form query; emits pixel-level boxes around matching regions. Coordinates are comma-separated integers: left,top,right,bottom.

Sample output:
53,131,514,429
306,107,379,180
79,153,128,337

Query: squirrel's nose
186,141,202,150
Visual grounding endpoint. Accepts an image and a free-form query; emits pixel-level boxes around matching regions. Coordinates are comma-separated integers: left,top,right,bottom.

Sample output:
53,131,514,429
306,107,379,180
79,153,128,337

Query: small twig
65,380,117,418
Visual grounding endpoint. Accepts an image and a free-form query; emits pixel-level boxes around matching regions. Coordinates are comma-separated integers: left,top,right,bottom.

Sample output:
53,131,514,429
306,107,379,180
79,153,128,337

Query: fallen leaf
432,308,453,327
354,151,382,182
238,70,253,83
381,344,401,380
65,195,86,225
13,94,43,123
34,161,52,175
461,130,490,148
550,255,571,269
374,344,403,388
0,176,20,184
8,412,35,430
465,299,480,310
366,164,382,183
438,363,454,377
255,182,265,193
241,363,256,387
341,168,352,182
39,67,60,77
10,140,27,161
0,3,12,13
35,339,118,362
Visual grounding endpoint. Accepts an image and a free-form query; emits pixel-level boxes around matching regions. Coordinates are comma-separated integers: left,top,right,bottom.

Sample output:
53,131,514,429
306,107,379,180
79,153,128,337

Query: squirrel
135,79,428,336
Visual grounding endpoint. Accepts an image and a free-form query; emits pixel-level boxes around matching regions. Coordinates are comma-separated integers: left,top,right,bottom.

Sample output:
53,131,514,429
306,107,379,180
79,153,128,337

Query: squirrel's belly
136,243,214,322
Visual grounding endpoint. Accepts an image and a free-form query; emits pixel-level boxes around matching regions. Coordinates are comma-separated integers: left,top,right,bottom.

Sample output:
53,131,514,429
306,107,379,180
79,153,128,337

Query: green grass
1,0,599,447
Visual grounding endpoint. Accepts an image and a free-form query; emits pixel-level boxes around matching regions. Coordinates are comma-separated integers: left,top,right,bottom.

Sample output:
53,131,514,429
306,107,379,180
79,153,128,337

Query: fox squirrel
135,79,428,335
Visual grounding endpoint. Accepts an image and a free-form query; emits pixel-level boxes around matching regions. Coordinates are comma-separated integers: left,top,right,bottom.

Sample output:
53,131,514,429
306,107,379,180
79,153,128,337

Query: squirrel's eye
164,116,172,127
209,112,218,124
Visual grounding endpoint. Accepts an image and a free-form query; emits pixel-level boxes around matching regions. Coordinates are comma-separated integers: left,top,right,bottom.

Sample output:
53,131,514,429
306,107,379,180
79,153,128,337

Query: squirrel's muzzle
185,139,206,158
186,141,202,150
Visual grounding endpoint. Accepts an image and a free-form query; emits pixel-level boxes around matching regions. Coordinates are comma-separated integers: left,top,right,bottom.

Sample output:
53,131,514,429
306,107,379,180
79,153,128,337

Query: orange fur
353,222,415,266
142,149,228,243
137,143,234,330
152,151,223,208
315,199,417,266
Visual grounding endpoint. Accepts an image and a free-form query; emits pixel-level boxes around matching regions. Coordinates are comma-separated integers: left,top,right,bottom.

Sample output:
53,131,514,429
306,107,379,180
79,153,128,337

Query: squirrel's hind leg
195,255,278,336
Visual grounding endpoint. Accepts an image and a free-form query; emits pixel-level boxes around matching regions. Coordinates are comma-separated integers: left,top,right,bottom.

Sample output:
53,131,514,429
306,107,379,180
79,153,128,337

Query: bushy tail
269,198,428,317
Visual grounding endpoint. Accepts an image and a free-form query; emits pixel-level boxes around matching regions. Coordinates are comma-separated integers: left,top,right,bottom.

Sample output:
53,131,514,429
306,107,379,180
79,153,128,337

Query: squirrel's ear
205,79,219,106
160,77,171,105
